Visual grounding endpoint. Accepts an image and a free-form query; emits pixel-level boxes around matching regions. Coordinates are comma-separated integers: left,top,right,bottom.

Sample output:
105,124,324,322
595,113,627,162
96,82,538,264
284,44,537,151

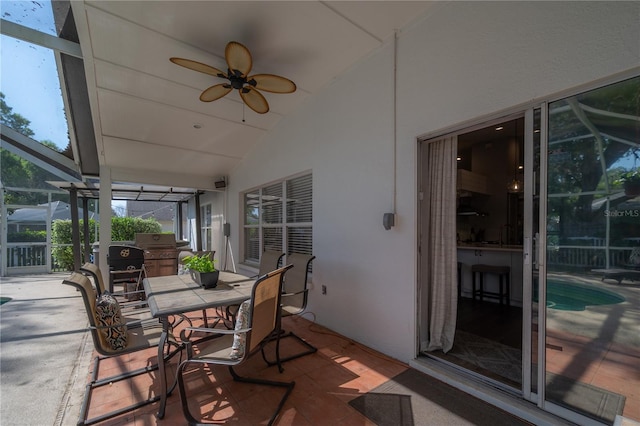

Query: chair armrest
179,326,251,346
282,289,308,297
184,326,250,335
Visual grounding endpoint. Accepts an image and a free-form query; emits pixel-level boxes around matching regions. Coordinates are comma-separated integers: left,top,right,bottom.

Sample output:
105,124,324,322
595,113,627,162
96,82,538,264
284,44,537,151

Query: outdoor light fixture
383,213,395,230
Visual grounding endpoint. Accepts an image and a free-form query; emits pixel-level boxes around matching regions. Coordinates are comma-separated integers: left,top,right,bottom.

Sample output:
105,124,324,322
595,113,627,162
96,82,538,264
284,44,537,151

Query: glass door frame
522,103,549,406
522,106,537,402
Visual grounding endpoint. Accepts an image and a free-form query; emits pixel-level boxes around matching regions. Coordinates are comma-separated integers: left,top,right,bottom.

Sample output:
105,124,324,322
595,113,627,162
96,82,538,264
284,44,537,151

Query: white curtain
424,136,458,353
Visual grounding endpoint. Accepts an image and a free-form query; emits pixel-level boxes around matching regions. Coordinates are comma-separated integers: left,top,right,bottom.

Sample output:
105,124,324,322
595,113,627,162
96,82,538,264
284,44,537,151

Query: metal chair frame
262,254,317,368
176,265,294,426
219,250,285,327
62,272,184,426
80,262,150,315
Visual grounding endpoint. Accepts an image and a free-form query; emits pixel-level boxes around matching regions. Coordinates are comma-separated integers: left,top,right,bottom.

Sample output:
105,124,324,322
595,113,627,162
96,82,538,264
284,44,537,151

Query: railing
5,243,47,267
4,243,67,271
547,246,634,270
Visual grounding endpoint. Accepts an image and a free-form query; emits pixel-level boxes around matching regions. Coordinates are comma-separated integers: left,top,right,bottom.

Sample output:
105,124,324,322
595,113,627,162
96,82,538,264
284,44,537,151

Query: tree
547,77,640,223
0,92,34,137
1,92,65,205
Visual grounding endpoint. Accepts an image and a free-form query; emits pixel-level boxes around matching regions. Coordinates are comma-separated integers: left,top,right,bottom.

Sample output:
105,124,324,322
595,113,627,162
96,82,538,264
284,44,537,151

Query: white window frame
242,172,312,266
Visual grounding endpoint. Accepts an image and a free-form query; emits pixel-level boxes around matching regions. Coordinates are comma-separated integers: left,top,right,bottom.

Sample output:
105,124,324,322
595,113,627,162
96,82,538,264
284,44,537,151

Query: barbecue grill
107,245,145,295
134,233,178,277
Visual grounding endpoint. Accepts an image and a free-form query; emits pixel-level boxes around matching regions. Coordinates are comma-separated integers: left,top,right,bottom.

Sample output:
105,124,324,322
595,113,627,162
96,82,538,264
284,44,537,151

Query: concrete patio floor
0,272,91,426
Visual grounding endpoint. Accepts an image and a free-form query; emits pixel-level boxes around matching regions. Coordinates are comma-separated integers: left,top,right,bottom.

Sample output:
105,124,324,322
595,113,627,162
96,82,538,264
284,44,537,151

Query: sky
1,0,70,150
1,1,127,212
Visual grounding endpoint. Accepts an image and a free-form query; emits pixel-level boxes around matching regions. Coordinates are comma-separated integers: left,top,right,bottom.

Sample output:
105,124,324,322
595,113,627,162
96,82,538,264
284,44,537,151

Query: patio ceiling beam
0,19,82,58
1,124,81,182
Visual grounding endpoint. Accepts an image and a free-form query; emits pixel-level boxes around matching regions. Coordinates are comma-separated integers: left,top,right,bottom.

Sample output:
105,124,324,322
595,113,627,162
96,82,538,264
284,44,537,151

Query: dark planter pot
190,270,219,288
624,181,640,196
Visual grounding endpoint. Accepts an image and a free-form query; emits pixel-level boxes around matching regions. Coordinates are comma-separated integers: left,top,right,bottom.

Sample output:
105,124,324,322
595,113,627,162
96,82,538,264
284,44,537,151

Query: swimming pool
540,281,625,311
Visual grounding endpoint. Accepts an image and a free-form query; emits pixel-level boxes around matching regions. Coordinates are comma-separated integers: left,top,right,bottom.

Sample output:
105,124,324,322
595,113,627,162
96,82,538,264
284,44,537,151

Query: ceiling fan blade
240,87,269,114
250,74,297,94
225,41,252,77
170,57,227,78
200,84,232,102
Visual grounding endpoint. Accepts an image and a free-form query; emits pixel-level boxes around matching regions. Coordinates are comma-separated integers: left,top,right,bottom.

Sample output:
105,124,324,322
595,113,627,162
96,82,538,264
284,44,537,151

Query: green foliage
51,219,98,271
182,254,216,272
1,92,67,204
1,92,34,137
111,217,162,241
614,169,640,185
51,216,161,270
7,230,47,242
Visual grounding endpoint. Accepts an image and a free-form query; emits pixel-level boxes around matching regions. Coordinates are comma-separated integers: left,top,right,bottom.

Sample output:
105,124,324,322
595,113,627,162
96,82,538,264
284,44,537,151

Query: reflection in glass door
543,77,639,424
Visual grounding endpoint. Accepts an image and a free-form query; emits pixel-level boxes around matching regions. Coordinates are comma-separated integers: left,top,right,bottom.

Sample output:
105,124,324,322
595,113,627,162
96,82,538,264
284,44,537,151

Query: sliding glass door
540,77,639,424
419,75,638,426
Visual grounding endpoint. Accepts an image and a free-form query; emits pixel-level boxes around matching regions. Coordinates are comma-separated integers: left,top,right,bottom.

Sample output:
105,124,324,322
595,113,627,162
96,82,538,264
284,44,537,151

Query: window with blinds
200,204,212,250
242,173,312,265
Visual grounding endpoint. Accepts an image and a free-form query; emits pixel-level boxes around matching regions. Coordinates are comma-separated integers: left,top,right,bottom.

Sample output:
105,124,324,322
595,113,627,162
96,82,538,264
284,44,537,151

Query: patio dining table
143,271,254,419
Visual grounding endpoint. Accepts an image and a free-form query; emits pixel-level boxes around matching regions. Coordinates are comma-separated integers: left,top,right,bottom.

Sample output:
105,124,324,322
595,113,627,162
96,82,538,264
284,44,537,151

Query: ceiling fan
170,41,296,114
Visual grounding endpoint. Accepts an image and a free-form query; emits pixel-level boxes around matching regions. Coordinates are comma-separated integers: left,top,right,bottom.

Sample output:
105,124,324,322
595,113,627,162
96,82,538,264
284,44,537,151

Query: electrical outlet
321,285,327,295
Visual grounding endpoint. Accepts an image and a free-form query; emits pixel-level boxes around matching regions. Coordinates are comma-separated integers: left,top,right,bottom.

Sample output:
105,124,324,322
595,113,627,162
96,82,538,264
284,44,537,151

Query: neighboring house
125,201,175,233
7,201,98,233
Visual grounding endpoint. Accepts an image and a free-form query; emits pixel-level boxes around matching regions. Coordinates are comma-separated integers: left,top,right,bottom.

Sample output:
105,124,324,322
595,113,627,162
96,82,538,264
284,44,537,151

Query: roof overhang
47,180,200,203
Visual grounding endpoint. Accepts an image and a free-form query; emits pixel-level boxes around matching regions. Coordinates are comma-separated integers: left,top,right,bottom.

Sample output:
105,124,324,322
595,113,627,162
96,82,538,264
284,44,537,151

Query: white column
99,166,112,286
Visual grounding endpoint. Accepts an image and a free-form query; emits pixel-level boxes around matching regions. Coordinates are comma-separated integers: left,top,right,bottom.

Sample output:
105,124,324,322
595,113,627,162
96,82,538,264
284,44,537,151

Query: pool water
539,281,625,311
0,297,12,305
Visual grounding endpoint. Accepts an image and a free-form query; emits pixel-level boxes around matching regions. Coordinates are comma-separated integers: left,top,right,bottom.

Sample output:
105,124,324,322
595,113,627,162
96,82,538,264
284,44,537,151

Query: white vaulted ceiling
70,1,434,190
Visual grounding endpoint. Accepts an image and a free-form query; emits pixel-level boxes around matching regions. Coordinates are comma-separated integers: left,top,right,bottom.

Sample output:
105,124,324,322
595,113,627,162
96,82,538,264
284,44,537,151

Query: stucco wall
228,1,640,362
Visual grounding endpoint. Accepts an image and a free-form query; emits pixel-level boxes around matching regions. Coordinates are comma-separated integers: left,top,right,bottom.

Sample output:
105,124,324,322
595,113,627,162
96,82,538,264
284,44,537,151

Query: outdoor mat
546,373,626,425
348,369,530,426
426,331,625,425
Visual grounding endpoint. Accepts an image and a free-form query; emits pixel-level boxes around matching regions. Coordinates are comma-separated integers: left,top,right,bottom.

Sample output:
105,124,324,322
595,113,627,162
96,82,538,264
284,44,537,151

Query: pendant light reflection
507,177,521,193
507,120,522,193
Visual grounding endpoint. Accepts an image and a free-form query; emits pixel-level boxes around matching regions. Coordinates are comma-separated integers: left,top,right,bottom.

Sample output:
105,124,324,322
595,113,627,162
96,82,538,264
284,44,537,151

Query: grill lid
134,233,176,249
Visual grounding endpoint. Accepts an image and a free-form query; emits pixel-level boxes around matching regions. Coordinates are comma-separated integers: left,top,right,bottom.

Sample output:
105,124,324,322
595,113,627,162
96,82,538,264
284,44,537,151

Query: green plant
182,254,216,272
111,217,162,241
51,216,162,270
52,219,98,271
614,169,640,185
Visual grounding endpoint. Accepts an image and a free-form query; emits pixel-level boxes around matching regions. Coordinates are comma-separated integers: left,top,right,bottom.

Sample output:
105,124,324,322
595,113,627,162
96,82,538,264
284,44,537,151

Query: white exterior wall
227,2,640,362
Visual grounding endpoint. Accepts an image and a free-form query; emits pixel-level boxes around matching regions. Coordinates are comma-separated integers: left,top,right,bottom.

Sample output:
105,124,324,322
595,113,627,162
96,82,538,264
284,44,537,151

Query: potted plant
615,169,640,196
182,254,219,288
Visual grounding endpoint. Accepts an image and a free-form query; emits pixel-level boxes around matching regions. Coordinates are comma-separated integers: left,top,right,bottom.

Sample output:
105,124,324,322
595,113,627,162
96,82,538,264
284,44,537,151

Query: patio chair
79,262,151,320
256,249,285,276
107,245,146,298
176,265,295,426
62,272,184,426
262,253,317,368
221,250,285,326
591,247,640,284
